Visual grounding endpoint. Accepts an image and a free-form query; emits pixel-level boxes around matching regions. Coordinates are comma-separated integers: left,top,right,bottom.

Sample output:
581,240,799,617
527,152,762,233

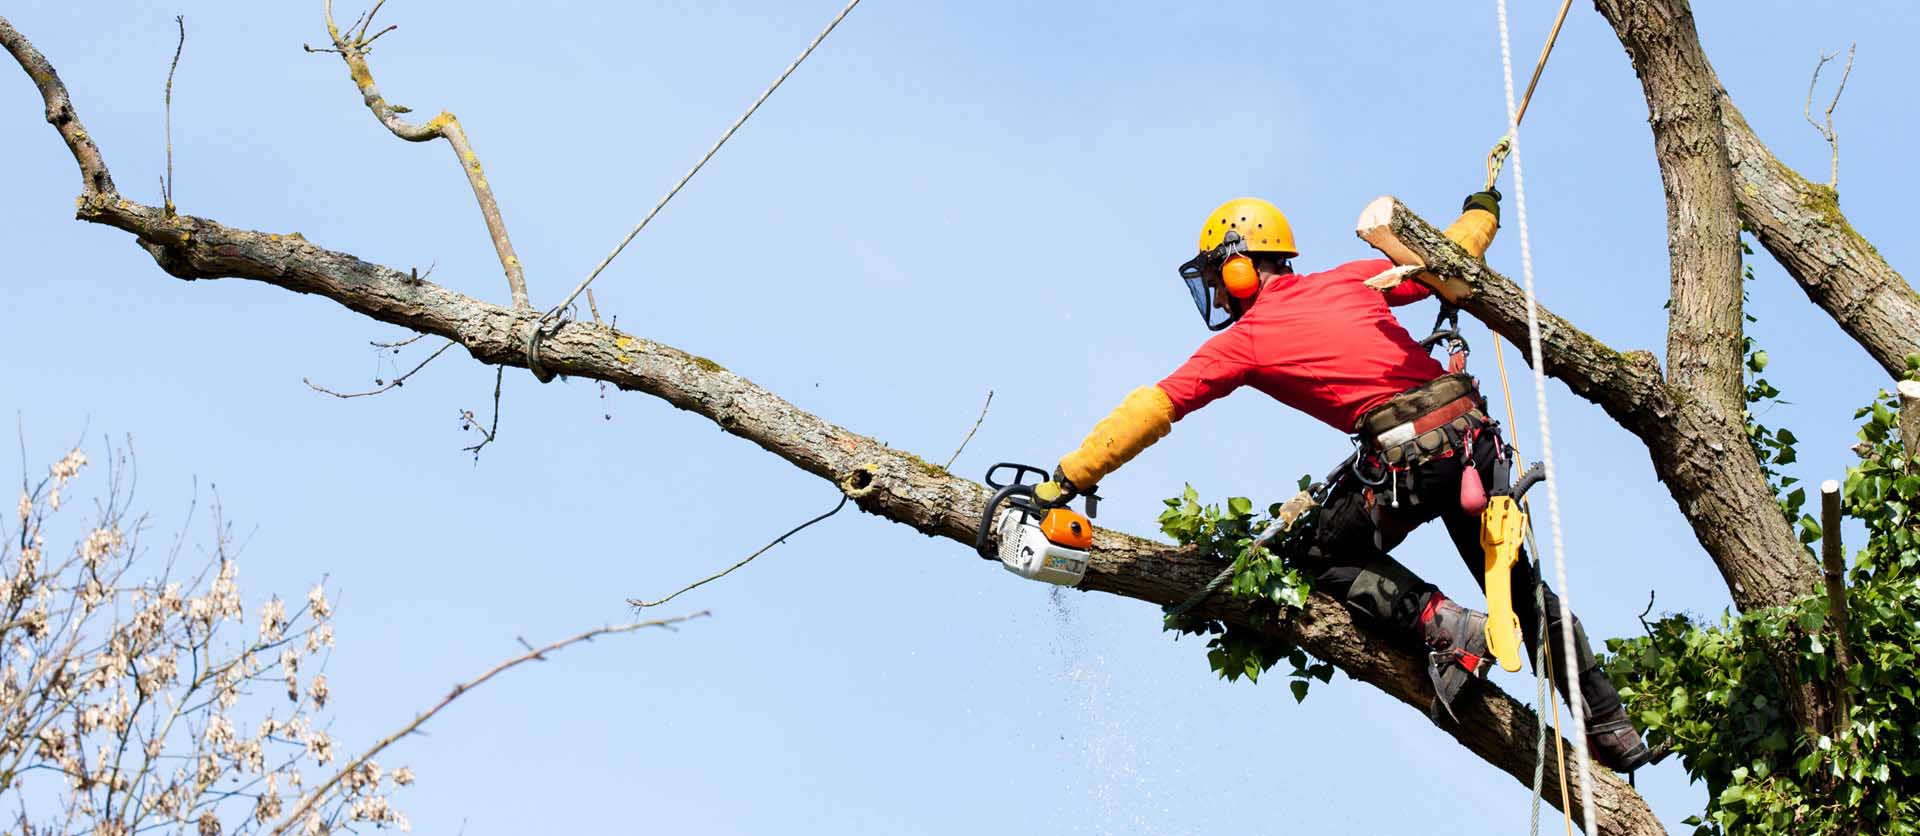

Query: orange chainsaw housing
1040,507,1093,550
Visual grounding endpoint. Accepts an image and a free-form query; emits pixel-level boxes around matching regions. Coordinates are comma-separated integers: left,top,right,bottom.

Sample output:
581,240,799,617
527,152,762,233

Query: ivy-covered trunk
1608,379,1920,833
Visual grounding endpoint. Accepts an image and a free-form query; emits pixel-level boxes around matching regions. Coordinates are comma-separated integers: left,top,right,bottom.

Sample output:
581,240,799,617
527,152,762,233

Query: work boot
1418,593,1492,724
1585,702,1670,773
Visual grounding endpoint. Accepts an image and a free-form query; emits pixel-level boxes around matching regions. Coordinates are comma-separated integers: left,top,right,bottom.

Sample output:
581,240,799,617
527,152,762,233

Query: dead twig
161,16,183,215
369,332,427,350
942,389,993,470
359,23,397,48
269,611,709,835
318,0,529,309
304,339,454,398
629,494,847,610
460,366,504,458
1803,43,1856,189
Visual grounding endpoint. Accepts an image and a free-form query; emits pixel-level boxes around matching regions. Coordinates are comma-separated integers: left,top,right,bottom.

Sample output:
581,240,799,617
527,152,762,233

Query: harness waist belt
1370,396,1477,450
1354,372,1480,438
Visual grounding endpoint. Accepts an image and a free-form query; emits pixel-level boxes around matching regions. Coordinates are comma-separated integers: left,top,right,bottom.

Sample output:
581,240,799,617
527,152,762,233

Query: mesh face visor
1178,233,1248,331
1179,259,1236,331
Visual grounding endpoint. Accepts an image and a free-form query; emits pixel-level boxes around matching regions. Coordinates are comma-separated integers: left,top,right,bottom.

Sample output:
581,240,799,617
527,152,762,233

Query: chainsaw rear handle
976,482,1038,559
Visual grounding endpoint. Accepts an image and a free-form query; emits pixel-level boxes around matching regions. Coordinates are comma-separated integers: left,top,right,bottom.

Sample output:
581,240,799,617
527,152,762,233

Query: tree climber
1032,193,1664,772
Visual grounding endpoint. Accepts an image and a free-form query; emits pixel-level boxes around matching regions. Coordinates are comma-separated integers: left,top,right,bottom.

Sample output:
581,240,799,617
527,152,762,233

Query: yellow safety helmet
1197,197,1296,257
1178,198,1296,330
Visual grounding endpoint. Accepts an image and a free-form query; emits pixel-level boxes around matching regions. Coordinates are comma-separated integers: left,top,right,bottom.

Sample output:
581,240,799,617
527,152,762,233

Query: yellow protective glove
1057,385,1176,489
1446,190,1500,259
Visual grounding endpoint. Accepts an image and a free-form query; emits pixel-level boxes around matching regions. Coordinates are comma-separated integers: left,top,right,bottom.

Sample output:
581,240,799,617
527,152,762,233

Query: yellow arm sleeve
1443,208,1499,259
1057,385,1176,488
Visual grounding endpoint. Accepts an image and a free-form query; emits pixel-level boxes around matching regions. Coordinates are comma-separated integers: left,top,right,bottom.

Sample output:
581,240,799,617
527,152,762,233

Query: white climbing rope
545,0,863,325
1492,0,1598,832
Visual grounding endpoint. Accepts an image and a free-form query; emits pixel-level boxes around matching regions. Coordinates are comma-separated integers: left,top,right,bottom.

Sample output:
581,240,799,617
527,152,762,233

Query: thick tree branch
1718,100,1920,378
320,0,530,309
1585,3,1920,379
0,16,114,197
1600,0,1746,415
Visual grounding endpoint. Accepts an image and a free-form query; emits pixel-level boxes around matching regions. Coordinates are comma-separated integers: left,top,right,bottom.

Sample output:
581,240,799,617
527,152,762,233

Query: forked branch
1803,44,1855,190
320,0,530,309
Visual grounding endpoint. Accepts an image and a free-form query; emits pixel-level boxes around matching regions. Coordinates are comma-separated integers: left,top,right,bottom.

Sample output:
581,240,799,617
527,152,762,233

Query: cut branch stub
1355,197,1472,303
1897,380,1920,460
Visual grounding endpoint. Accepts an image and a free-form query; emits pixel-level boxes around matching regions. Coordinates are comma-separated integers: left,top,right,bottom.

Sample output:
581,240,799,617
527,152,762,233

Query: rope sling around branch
526,0,864,382
1490,0,1599,831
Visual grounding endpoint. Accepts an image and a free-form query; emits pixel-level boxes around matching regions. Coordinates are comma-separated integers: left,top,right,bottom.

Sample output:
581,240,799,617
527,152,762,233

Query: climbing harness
1347,373,1493,554
526,0,864,380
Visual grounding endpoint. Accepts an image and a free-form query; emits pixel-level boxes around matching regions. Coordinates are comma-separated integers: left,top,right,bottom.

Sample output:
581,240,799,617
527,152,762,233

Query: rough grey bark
1720,98,1920,380
1599,0,1747,416
0,16,1663,832
1585,2,1920,381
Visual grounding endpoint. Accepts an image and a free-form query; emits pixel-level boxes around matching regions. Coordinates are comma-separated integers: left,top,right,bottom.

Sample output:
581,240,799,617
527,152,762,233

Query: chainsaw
974,463,1097,587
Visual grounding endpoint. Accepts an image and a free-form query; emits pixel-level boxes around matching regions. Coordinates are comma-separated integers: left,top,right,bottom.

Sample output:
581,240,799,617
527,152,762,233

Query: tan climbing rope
1484,0,1575,192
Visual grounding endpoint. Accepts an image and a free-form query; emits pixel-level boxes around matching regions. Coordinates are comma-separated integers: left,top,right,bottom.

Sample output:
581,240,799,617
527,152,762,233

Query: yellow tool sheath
1479,495,1527,673
1057,385,1175,489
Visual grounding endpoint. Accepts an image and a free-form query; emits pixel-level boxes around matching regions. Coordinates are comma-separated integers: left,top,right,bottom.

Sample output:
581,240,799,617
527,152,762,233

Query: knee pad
1346,556,1433,627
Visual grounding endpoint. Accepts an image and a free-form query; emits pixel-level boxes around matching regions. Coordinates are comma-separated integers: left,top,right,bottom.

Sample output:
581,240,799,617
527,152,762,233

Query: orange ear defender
1220,254,1260,298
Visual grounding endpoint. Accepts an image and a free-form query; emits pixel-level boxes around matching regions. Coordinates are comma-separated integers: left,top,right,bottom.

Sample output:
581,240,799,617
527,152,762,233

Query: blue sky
4,1,1916,833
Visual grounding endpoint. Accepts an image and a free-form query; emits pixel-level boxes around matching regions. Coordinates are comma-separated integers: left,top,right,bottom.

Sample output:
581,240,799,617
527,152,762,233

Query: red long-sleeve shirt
1156,259,1445,431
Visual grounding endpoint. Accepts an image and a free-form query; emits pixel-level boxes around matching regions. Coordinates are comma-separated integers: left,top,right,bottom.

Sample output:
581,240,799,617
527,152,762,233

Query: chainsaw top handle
985,462,1050,491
